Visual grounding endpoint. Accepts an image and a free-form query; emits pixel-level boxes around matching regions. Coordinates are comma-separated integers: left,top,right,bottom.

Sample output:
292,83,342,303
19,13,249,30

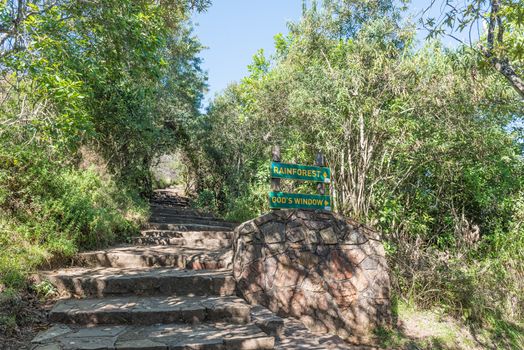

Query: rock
32,345,62,350
260,222,286,243
319,227,337,244
32,324,72,343
233,209,392,344
115,339,167,349
250,305,285,337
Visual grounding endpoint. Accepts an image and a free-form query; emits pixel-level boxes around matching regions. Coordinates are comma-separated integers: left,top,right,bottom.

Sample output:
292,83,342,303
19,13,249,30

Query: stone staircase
31,189,355,350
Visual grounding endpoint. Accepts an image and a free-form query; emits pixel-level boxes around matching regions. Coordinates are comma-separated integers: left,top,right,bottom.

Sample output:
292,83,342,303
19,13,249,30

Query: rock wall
232,209,391,344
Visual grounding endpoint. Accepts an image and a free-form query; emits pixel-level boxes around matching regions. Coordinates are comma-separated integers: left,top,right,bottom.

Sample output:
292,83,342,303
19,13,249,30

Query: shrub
0,148,148,290
390,194,524,326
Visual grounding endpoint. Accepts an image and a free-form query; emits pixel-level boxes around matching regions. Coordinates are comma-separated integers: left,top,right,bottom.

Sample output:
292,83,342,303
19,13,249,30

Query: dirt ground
0,290,53,350
380,303,524,350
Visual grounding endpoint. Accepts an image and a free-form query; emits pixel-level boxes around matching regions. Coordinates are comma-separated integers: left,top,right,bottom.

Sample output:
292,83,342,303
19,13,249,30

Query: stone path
31,189,359,349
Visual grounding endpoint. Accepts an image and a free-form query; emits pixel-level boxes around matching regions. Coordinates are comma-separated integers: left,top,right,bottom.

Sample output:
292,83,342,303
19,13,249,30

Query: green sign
270,162,330,183
269,192,331,210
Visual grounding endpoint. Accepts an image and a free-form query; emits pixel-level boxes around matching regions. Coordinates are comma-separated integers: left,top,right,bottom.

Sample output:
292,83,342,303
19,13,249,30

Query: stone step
140,230,233,239
150,207,216,218
32,323,275,350
250,306,285,338
151,196,190,207
274,318,357,350
150,212,227,222
151,198,189,205
147,215,236,228
73,246,232,269
232,307,357,349
133,230,233,248
49,295,251,326
34,267,236,298
132,236,231,248
142,222,235,232
151,203,188,209
152,197,189,203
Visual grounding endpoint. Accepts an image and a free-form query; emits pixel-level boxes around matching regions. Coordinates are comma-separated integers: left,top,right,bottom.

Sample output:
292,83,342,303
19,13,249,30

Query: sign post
271,145,281,192
269,147,331,211
315,152,326,195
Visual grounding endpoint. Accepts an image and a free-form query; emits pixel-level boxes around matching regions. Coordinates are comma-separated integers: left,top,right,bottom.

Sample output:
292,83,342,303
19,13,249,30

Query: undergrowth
385,203,524,349
376,300,524,350
0,156,148,292
0,156,148,334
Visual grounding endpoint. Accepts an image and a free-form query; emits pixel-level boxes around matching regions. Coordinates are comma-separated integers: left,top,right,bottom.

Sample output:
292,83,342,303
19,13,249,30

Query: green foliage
151,153,191,189
398,195,524,326
186,0,524,329
1,0,207,188
0,287,34,336
193,189,219,214
0,0,208,291
0,148,148,289
0,309,17,337
374,300,524,349
421,0,524,97
32,280,57,300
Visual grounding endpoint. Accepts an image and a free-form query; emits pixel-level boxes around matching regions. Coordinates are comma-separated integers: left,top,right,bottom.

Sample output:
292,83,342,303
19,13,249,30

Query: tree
187,1,524,322
0,0,210,288
1,0,209,189
421,0,524,98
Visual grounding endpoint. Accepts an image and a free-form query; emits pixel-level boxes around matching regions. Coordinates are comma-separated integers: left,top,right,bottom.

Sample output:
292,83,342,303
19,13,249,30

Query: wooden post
271,145,281,192
315,151,325,195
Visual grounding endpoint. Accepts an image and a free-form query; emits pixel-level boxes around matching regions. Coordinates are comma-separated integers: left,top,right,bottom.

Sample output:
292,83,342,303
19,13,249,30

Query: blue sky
192,1,471,107
192,1,301,106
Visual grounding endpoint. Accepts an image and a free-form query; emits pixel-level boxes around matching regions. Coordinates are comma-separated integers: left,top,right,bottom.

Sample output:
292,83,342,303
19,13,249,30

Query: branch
0,1,60,56
486,0,500,53
481,47,524,99
481,0,524,98
496,13,504,45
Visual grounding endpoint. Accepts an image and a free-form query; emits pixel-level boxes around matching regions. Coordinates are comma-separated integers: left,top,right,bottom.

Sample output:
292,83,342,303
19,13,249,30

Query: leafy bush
390,191,524,320
32,280,57,300
0,148,148,290
185,0,524,329
0,0,208,292
192,189,219,214
222,182,269,223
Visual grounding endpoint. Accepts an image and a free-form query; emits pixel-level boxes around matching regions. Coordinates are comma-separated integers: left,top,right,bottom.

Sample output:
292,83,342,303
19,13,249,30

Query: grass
0,165,149,334
376,301,524,350
471,317,524,350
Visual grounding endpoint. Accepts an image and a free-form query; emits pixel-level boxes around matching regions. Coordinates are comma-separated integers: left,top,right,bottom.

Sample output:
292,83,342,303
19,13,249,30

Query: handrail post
315,151,325,195
271,145,281,192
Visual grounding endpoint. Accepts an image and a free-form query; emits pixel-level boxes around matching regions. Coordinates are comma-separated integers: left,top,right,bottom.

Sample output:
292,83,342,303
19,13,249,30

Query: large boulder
232,209,391,344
